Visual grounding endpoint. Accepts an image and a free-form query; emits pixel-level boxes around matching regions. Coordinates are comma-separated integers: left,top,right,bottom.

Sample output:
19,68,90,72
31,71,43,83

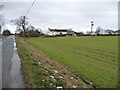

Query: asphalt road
1,36,24,88
0,38,2,89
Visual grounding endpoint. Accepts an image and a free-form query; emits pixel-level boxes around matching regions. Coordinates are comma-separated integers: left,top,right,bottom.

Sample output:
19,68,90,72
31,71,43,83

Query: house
48,28,72,36
75,32,84,36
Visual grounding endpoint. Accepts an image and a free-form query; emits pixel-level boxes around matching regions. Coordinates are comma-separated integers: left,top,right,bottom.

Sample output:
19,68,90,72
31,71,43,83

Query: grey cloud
3,2,118,33
3,0,120,2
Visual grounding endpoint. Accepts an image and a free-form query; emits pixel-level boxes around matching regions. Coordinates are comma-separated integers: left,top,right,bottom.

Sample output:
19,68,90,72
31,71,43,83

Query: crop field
26,36,118,88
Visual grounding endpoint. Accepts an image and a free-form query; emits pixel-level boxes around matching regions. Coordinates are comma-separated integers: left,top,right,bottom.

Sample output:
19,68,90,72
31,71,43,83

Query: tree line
10,16,45,38
17,25,44,37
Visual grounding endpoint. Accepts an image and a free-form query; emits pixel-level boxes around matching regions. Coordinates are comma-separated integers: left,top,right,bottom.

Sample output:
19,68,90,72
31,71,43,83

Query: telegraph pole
22,16,26,40
0,25,1,37
91,21,94,37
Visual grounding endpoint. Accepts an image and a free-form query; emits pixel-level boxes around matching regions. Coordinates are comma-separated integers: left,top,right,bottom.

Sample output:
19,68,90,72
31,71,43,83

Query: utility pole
22,16,26,40
91,21,94,37
0,25,1,37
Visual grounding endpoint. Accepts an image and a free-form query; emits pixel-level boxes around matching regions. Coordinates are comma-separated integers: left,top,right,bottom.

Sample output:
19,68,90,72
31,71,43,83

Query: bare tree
0,2,4,36
95,27,101,36
27,25,36,31
11,16,28,39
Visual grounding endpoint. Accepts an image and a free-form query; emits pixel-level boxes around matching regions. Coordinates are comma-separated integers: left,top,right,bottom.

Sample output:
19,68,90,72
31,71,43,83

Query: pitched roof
48,28,70,32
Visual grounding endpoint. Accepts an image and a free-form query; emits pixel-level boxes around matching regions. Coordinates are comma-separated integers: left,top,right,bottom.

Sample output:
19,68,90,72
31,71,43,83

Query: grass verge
16,37,64,88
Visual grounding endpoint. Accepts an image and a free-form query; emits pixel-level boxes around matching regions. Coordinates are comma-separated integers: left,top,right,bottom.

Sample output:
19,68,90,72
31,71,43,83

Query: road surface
0,38,2,89
1,36,24,88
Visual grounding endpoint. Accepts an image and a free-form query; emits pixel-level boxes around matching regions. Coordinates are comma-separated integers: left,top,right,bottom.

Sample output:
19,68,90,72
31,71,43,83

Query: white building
48,28,71,36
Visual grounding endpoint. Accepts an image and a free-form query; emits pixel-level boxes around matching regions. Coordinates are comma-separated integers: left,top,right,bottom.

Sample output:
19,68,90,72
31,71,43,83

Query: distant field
26,36,118,88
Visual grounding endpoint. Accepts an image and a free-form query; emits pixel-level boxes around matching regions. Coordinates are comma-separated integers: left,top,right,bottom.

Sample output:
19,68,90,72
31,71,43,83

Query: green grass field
26,36,118,88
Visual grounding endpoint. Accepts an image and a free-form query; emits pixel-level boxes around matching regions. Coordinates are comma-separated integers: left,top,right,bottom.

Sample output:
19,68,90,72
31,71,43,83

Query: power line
25,0,37,17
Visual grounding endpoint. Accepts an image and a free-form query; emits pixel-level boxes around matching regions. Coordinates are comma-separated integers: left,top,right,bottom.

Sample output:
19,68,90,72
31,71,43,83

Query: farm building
75,32,84,36
48,28,76,36
67,30,76,36
114,30,120,35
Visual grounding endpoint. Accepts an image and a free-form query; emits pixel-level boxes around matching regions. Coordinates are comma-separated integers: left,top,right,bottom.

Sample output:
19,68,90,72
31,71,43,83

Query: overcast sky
2,0,119,33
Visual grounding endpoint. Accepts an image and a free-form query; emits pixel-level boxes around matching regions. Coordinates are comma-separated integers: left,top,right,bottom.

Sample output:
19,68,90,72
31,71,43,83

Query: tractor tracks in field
20,39,97,88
